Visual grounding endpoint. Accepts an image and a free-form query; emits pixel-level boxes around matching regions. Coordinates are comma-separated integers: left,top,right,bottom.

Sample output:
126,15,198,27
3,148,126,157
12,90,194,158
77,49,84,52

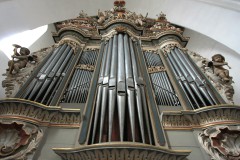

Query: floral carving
0,121,43,160
198,126,240,160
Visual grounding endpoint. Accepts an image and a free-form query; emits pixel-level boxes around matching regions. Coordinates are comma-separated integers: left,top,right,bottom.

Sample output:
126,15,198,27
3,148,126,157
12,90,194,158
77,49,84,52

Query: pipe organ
16,43,80,105
89,34,154,144
144,50,180,106
61,49,98,103
166,47,219,109
2,1,237,160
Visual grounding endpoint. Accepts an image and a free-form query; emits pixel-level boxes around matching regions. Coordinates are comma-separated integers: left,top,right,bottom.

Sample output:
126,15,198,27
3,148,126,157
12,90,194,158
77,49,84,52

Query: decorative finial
156,12,167,21
113,0,126,12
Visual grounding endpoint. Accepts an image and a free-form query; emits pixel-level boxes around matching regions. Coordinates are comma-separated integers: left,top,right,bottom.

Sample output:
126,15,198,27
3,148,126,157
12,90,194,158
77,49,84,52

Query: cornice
53,142,191,160
162,104,240,130
0,98,81,128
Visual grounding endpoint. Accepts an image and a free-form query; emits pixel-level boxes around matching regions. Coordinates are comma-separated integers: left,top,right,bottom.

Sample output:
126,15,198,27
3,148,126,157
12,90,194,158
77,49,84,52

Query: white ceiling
0,0,240,53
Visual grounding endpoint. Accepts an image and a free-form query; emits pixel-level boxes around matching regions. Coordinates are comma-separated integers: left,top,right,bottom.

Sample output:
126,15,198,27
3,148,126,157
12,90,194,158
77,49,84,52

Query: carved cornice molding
198,125,240,160
53,142,191,160
0,99,81,128
162,105,240,129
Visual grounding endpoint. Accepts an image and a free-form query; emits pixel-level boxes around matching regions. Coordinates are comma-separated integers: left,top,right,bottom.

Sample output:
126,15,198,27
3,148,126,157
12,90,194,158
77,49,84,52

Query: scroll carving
0,121,43,160
57,39,81,54
198,126,240,160
148,66,165,73
161,43,184,55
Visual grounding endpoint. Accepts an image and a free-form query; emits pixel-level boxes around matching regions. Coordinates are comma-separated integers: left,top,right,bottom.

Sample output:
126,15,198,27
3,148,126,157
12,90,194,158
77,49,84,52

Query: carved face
213,55,224,62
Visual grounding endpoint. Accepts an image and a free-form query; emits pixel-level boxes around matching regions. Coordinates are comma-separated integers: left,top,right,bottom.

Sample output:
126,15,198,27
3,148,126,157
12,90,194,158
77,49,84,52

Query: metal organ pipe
89,33,155,145
167,47,219,109
144,50,180,106
61,49,98,104
19,44,78,105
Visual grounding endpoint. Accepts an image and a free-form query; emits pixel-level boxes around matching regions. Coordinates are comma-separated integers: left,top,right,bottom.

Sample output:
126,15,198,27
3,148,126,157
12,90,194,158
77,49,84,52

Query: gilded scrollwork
57,38,81,54
148,66,165,73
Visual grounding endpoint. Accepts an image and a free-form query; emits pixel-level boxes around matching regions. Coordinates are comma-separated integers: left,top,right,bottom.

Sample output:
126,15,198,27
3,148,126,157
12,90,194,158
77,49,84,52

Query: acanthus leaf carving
0,121,43,160
198,126,240,160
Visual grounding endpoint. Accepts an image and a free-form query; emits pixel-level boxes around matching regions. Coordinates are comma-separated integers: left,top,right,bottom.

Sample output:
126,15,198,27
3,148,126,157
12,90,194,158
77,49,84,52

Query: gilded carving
198,126,240,160
160,43,184,55
57,39,81,54
76,64,95,71
0,121,43,160
148,66,165,73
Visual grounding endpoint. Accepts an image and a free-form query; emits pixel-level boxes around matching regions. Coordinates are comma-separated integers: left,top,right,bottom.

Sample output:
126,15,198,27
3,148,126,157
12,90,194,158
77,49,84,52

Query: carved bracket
0,99,81,127
198,126,240,160
0,121,43,160
162,105,240,129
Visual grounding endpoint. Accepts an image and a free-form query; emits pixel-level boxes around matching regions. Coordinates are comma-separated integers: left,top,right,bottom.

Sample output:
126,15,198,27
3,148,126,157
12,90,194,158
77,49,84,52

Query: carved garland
198,126,240,160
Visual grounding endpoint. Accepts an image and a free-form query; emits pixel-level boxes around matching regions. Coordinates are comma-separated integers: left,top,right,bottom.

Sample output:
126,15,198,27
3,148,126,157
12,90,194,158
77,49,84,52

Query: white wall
184,28,240,104
0,24,55,99
0,0,240,53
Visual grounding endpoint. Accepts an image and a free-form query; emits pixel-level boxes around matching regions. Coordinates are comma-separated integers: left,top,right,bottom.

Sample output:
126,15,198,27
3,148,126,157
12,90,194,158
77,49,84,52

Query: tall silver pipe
168,53,199,108
129,38,148,143
108,35,118,141
117,34,126,141
99,37,113,142
28,45,70,100
175,48,216,105
171,50,207,106
91,42,109,143
124,34,136,141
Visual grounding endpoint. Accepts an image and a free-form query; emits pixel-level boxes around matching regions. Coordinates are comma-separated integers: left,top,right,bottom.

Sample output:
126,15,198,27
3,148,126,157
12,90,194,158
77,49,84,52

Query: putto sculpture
208,54,231,82
7,44,37,74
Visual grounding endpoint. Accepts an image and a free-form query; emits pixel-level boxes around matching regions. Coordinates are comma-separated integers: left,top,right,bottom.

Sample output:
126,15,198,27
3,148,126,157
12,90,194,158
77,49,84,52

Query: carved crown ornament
161,104,240,129
0,121,43,160
53,142,191,160
198,126,240,160
0,99,81,127
53,0,185,42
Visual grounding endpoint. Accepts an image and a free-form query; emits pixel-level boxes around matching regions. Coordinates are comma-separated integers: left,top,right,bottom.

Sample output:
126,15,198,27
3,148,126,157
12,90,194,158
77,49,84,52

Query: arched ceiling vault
0,0,240,54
